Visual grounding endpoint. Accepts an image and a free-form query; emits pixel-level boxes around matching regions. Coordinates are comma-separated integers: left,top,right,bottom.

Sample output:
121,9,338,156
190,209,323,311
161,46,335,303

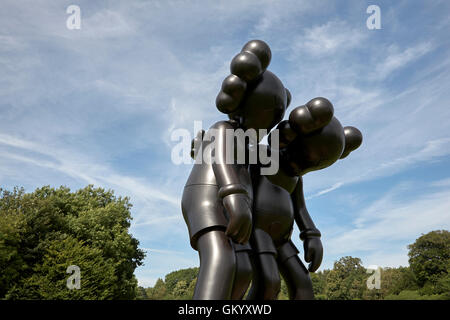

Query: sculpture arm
292,177,323,272
210,121,252,244
210,121,247,194
292,177,320,237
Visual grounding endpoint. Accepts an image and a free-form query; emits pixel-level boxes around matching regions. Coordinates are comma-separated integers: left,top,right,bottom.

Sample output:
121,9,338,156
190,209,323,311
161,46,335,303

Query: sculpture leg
230,249,252,300
245,252,261,300
246,252,280,300
193,229,236,300
278,254,314,300
246,228,280,300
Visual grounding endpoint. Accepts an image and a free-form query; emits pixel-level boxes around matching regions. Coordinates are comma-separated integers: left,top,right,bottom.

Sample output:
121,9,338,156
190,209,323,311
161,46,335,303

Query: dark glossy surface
248,97,363,300
182,40,290,300
181,40,362,300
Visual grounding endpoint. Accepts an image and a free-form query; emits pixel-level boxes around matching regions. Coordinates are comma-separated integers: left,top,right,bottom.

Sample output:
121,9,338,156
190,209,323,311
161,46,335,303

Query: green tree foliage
136,286,148,300
164,267,199,295
0,188,27,297
146,278,168,299
310,271,327,299
408,230,450,291
186,277,197,299
325,256,367,300
385,290,448,300
277,278,288,300
145,268,199,300
0,185,145,299
173,280,189,298
142,252,449,300
378,267,418,296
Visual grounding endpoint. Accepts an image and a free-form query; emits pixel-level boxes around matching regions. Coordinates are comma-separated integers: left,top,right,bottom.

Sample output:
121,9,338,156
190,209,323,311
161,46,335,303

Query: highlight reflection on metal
181,40,362,300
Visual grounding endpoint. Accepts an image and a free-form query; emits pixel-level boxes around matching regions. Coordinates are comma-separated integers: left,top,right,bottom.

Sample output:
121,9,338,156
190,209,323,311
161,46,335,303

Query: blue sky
1,0,449,287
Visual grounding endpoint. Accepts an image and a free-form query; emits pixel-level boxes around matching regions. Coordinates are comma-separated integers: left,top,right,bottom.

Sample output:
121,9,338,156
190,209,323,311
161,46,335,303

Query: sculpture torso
251,162,298,244
182,120,254,249
185,120,253,198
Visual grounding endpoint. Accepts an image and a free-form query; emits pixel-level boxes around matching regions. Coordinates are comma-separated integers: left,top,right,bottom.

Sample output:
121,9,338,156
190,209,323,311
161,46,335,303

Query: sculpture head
270,97,363,176
216,40,291,141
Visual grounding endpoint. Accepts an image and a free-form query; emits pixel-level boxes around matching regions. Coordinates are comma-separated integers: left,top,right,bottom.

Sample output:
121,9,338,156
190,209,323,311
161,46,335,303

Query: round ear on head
288,97,334,134
340,126,363,159
190,129,205,159
240,40,272,72
230,51,262,82
216,75,247,114
230,40,271,82
216,40,271,114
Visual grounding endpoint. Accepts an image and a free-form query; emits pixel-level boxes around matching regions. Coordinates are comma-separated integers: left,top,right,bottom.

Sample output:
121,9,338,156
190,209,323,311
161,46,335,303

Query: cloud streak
323,183,450,266
373,42,434,80
0,133,180,209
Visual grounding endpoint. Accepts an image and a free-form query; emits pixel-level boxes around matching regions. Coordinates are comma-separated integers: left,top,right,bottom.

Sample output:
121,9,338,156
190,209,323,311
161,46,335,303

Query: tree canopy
408,230,449,296
0,185,145,299
1,187,447,301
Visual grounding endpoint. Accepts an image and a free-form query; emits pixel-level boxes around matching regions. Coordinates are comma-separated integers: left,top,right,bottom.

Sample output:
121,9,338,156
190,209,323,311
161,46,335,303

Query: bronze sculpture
181,40,362,300
247,98,362,300
182,40,291,299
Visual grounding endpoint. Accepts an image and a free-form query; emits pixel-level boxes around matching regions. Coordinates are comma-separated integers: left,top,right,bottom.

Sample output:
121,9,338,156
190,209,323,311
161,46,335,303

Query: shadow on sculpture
181,40,362,300
247,98,362,300
182,40,290,299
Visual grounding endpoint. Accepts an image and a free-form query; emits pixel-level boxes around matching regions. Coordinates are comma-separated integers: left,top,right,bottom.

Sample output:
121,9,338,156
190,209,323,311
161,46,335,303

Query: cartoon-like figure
247,98,362,300
182,40,291,299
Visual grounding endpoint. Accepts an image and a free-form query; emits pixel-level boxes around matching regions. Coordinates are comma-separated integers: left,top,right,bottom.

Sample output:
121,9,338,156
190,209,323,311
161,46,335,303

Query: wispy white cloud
372,42,434,80
302,53,450,193
142,248,185,255
132,215,180,227
363,247,411,269
377,138,450,171
431,177,450,187
324,183,450,259
0,133,180,209
292,20,367,56
80,9,135,39
306,182,344,200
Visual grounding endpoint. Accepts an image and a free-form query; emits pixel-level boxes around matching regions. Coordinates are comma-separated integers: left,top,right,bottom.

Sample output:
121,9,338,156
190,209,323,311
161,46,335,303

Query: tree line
0,186,145,299
138,230,449,300
1,186,448,300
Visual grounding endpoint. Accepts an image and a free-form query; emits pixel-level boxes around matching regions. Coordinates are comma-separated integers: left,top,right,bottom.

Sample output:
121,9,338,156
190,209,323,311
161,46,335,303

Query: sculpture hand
303,236,323,272
289,97,334,135
268,97,334,150
222,193,252,244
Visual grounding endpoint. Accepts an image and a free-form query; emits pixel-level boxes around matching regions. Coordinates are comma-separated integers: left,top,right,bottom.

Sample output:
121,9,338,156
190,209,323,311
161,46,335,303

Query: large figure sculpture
247,98,362,300
181,40,362,300
181,40,291,299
